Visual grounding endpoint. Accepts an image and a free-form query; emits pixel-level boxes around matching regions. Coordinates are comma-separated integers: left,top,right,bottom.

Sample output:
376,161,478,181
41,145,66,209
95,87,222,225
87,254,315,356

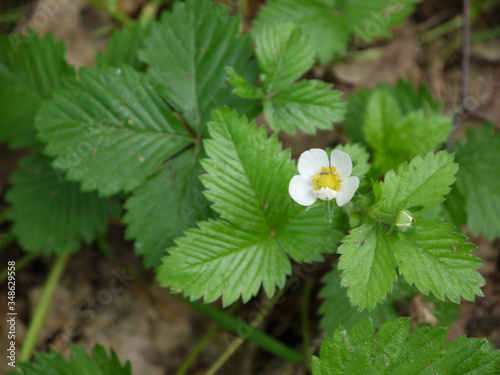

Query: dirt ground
0,1,499,374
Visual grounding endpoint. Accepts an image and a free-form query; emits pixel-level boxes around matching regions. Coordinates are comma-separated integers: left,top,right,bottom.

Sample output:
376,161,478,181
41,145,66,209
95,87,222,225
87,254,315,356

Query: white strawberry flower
289,148,360,207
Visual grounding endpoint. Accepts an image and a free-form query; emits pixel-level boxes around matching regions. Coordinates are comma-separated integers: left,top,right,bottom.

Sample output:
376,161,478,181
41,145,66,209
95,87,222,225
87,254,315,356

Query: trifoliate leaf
343,80,440,143
94,21,152,70
35,66,193,196
318,269,398,336
378,151,458,215
124,149,212,268
0,31,74,149
6,155,119,255
389,219,484,303
158,108,339,305
264,80,346,134
255,22,314,93
254,0,419,64
312,318,500,375
139,0,258,136
12,345,131,375
454,125,500,240
337,223,398,310
228,21,345,134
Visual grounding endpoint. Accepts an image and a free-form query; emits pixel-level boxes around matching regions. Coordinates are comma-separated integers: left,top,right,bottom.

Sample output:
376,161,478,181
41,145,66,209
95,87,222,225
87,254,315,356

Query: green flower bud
395,209,413,232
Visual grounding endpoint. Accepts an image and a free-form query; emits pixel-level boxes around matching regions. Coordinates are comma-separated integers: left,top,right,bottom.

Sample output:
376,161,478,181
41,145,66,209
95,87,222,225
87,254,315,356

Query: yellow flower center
312,167,340,191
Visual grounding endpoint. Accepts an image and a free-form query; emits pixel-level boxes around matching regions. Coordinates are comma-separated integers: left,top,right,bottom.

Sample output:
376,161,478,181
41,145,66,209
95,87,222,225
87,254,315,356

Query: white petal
298,148,329,179
330,149,353,180
336,176,360,207
314,187,338,201
289,175,318,206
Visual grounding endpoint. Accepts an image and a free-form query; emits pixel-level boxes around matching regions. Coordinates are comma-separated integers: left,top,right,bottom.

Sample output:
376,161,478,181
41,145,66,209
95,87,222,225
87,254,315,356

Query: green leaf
318,269,398,336
337,223,398,310
343,81,440,144
364,90,452,172
364,90,402,153
264,80,346,134
454,125,500,240
388,112,451,156
0,31,74,149
158,108,338,305
275,208,345,263
12,345,131,375
6,155,119,255
200,109,294,232
124,150,212,268
158,219,291,305
313,318,500,375
378,151,458,215
390,218,484,303
254,1,419,64
443,183,468,228
139,0,258,136
94,21,152,70
255,22,314,93
35,66,193,196
226,66,263,99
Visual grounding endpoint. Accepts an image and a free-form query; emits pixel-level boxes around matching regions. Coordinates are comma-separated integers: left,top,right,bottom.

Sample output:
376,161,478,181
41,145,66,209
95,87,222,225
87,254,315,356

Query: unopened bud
395,209,413,232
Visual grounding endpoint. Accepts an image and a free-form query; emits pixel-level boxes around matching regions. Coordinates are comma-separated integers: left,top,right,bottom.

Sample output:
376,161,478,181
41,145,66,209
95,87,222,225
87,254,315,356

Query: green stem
19,251,70,362
204,286,299,375
170,292,302,366
87,0,133,26
369,208,394,221
175,324,219,375
301,278,313,369
0,252,38,284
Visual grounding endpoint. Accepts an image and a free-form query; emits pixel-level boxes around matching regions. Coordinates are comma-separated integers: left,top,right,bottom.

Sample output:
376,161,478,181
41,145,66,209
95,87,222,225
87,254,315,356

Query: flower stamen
312,166,340,191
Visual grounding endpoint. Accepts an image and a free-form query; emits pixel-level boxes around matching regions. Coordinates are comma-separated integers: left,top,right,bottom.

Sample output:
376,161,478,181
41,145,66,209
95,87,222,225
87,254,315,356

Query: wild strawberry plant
2,0,500,373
